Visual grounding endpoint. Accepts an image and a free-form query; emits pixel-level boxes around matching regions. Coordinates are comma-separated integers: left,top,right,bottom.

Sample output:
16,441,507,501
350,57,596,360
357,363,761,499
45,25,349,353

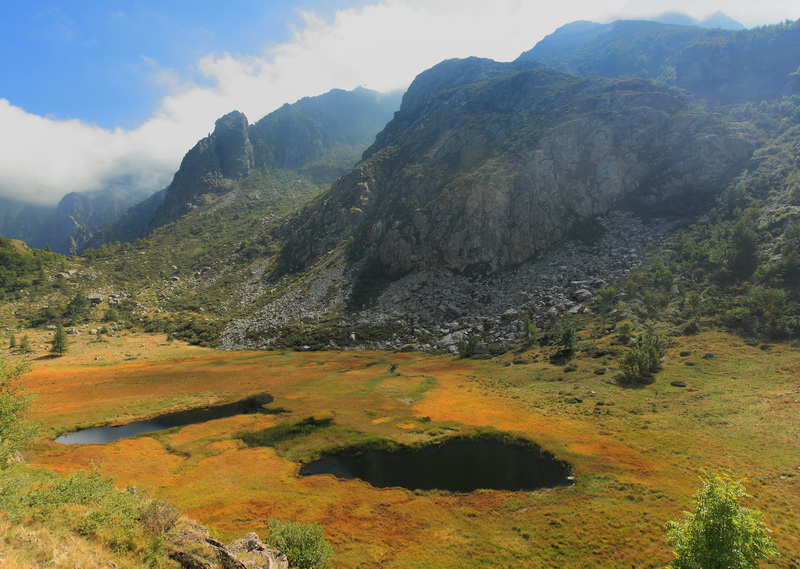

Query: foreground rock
169,519,288,569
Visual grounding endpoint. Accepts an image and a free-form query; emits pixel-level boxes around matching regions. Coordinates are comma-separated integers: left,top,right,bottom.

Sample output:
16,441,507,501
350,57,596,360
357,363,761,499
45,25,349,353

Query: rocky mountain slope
15,18,800,354
218,55,755,349
278,58,751,277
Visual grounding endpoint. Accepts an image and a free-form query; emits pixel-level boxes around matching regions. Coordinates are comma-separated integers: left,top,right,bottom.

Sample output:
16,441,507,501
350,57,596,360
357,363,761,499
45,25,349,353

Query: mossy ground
6,329,799,568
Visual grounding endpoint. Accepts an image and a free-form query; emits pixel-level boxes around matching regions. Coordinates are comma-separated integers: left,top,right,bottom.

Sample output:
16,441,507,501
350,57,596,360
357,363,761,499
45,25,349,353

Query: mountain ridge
518,18,800,104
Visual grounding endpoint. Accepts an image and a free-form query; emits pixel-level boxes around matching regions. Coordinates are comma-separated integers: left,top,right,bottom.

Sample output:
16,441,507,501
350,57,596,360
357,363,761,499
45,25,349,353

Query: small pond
299,433,573,493
54,394,274,445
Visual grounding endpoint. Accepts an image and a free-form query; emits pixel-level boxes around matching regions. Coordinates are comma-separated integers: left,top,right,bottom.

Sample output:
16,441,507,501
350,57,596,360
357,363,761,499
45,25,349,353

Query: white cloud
2,0,798,205
0,99,176,204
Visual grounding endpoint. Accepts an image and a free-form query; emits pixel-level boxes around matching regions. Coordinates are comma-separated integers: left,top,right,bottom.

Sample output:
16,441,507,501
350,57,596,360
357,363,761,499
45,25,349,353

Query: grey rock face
277,58,753,277
170,523,288,569
151,111,254,229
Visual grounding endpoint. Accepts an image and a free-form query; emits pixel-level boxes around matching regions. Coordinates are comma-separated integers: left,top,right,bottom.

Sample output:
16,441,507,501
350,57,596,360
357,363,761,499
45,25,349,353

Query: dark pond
54,394,274,445
299,434,574,493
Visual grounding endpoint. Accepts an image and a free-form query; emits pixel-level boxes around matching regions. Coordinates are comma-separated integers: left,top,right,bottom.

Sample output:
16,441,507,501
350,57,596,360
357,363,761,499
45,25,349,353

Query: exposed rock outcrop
144,88,400,233
150,111,254,229
169,521,288,569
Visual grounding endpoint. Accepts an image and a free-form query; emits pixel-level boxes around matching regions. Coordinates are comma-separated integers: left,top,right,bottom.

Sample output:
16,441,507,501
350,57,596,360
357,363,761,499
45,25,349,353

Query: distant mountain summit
0,186,151,253
97,87,400,239
518,18,800,104
148,110,254,229
653,11,744,30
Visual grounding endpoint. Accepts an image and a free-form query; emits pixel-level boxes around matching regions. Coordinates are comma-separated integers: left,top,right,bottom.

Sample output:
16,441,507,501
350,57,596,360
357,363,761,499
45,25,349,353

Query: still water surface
300,434,574,492
54,394,273,445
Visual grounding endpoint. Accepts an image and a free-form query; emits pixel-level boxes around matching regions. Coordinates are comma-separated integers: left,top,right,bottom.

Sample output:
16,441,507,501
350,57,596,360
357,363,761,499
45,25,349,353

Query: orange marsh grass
11,330,800,568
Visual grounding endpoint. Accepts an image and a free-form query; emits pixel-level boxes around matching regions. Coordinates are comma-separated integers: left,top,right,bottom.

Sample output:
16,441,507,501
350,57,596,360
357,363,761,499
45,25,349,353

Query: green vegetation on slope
611,98,800,343
0,237,64,302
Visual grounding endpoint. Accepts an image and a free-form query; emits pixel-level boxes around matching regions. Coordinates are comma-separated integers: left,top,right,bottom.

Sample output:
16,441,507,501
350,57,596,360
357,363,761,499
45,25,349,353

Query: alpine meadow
1,6,800,568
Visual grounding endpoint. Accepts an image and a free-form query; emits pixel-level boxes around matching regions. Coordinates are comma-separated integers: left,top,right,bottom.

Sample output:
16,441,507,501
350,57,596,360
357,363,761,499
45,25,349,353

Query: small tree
64,293,91,324
619,344,660,384
457,335,481,358
666,473,778,569
616,321,634,344
267,518,334,569
8,335,16,349
50,324,68,356
0,358,36,466
19,336,31,353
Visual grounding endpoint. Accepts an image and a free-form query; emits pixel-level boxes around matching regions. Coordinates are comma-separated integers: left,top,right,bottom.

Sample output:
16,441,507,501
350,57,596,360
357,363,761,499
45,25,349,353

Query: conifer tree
50,324,68,356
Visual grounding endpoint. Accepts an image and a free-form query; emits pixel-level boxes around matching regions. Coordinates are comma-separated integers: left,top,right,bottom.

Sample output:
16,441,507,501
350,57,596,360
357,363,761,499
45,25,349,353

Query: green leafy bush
618,326,665,385
267,518,334,569
542,315,577,350
2,466,181,556
0,359,36,466
666,473,778,568
619,344,660,385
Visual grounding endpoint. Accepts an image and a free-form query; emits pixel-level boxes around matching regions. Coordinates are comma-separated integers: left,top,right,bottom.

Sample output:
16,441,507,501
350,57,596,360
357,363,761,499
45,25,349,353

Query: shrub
542,315,577,351
619,344,660,385
103,307,121,322
267,518,334,569
16,467,179,554
0,359,36,466
616,321,634,344
666,473,778,568
64,293,92,324
457,335,482,358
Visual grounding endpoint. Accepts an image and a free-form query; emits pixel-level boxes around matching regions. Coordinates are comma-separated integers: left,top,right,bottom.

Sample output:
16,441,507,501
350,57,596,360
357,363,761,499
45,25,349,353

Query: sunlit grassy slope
11,330,800,568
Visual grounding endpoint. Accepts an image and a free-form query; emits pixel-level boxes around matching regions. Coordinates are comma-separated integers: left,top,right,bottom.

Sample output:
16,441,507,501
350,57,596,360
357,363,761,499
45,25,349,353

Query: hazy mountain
0,87,399,254
0,197,54,250
147,87,400,231
0,185,151,253
647,11,744,30
518,18,800,104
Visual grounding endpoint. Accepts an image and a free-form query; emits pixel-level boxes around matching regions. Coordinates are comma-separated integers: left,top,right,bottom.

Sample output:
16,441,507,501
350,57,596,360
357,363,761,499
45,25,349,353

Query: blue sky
0,1,357,128
2,0,799,205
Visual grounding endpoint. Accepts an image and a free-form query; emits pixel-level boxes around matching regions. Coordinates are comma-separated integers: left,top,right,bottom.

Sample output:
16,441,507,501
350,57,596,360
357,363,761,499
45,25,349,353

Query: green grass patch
238,417,334,448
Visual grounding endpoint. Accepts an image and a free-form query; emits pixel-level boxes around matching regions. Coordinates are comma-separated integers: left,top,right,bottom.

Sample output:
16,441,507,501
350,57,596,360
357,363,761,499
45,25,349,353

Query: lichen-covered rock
169,520,288,569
